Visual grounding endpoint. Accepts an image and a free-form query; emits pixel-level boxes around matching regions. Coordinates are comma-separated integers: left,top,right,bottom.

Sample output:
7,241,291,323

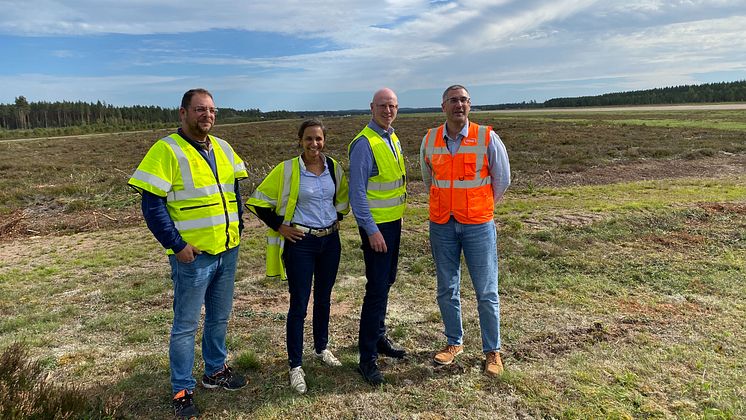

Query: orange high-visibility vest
423,122,493,224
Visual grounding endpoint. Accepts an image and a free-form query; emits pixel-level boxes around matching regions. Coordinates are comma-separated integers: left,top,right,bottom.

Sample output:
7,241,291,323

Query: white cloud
1,0,744,109
0,73,187,105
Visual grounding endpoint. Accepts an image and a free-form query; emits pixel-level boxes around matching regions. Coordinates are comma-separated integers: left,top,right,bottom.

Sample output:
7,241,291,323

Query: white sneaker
289,366,306,394
314,349,342,367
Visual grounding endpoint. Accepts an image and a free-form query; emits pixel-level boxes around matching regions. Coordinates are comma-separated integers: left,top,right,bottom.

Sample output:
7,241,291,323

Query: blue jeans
358,219,401,363
430,218,500,352
168,246,239,394
283,231,341,368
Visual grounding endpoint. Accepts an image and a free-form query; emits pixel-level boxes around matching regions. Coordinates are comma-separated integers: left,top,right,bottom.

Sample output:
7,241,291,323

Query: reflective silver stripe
333,160,348,212
222,183,235,193
277,160,293,216
163,135,194,189
466,125,489,175
369,194,406,208
425,128,439,160
268,236,283,246
477,125,487,144
453,178,491,188
368,178,404,191
250,189,277,207
333,160,344,184
432,178,452,188
213,137,235,168
235,161,247,174
432,176,490,189
174,212,239,231
168,184,221,201
131,169,171,193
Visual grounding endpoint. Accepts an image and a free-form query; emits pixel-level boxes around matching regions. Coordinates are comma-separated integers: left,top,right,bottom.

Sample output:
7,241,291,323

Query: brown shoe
484,351,504,376
434,344,464,365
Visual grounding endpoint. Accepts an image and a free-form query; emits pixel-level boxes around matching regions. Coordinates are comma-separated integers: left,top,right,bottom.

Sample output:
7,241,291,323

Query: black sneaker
201,364,246,391
172,389,199,418
358,360,385,386
377,336,407,359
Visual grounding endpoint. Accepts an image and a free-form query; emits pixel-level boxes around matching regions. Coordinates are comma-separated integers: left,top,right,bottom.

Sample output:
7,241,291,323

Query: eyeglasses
193,106,218,114
446,96,471,105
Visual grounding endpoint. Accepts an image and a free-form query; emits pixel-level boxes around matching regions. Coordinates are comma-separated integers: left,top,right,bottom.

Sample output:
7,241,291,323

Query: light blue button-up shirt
290,156,338,229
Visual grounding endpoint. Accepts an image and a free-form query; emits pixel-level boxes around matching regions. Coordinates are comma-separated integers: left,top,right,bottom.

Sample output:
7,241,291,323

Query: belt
291,221,339,237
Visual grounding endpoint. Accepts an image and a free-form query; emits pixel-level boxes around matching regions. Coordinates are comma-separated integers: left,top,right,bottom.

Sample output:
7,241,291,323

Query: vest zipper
213,166,232,252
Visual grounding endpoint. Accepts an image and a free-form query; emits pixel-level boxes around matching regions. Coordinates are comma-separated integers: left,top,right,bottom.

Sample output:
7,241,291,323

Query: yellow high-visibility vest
349,126,406,223
128,133,248,255
246,155,349,279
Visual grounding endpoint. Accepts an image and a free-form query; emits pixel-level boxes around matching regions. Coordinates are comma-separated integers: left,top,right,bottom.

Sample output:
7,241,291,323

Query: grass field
0,109,744,418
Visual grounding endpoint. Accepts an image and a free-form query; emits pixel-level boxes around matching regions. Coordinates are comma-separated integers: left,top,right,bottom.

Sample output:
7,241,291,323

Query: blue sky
1,0,744,111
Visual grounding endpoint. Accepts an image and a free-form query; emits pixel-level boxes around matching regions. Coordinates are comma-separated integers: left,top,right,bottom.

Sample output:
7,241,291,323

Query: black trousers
357,219,401,363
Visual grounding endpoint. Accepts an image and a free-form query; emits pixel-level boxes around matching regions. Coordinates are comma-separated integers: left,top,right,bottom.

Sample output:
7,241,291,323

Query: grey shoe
314,349,342,367
289,366,307,394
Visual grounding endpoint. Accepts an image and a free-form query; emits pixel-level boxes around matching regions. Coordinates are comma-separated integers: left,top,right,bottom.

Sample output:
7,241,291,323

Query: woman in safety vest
246,119,349,394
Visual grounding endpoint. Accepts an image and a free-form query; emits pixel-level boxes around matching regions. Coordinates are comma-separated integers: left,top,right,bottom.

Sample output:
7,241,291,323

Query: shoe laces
173,389,193,405
486,351,500,364
289,367,305,384
211,364,232,380
317,349,341,365
444,345,461,354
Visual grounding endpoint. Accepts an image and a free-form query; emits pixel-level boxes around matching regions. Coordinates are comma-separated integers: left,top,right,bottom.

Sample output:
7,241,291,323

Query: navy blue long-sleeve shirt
140,129,243,254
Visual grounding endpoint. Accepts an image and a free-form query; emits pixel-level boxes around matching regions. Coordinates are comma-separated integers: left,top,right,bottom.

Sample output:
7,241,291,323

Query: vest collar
178,128,212,151
443,119,470,142
367,119,395,137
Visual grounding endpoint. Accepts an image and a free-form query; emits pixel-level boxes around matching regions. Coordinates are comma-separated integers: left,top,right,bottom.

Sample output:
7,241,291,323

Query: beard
188,119,212,137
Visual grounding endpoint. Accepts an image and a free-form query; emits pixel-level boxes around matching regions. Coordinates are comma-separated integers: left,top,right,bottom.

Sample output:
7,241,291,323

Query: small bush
683,148,716,160
234,350,260,371
0,342,118,419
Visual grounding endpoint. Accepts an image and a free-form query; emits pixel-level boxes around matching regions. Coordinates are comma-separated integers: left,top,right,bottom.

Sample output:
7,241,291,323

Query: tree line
2,80,744,134
541,80,746,108
0,97,297,132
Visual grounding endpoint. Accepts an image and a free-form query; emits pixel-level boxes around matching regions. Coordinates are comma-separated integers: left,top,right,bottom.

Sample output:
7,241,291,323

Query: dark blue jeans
358,219,401,363
283,231,341,368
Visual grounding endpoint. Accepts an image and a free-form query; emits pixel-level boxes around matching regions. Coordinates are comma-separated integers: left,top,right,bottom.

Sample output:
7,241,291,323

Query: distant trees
0,99,298,131
2,80,745,133
0,98,178,130
543,80,746,108
14,96,30,129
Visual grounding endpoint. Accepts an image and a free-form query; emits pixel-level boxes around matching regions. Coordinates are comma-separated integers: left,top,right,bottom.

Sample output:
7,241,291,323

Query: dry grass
0,110,745,418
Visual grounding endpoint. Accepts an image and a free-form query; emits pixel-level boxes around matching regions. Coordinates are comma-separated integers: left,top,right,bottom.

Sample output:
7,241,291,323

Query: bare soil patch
516,153,746,188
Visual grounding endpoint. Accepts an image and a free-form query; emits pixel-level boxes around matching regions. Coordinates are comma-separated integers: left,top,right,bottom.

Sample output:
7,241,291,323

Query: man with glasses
420,85,511,376
128,88,248,418
348,88,408,385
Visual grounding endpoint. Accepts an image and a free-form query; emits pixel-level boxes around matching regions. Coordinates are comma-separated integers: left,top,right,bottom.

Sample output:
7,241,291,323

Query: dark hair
181,88,213,109
442,84,469,102
297,118,327,140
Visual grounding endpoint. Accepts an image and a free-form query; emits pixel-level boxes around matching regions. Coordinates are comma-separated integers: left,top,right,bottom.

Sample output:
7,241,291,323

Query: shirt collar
178,128,211,151
443,120,470,142
367,119,395,137
298,154,328,172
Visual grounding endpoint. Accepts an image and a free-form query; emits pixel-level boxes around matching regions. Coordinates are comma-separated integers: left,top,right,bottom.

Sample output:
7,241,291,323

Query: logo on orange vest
463,138,477,145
